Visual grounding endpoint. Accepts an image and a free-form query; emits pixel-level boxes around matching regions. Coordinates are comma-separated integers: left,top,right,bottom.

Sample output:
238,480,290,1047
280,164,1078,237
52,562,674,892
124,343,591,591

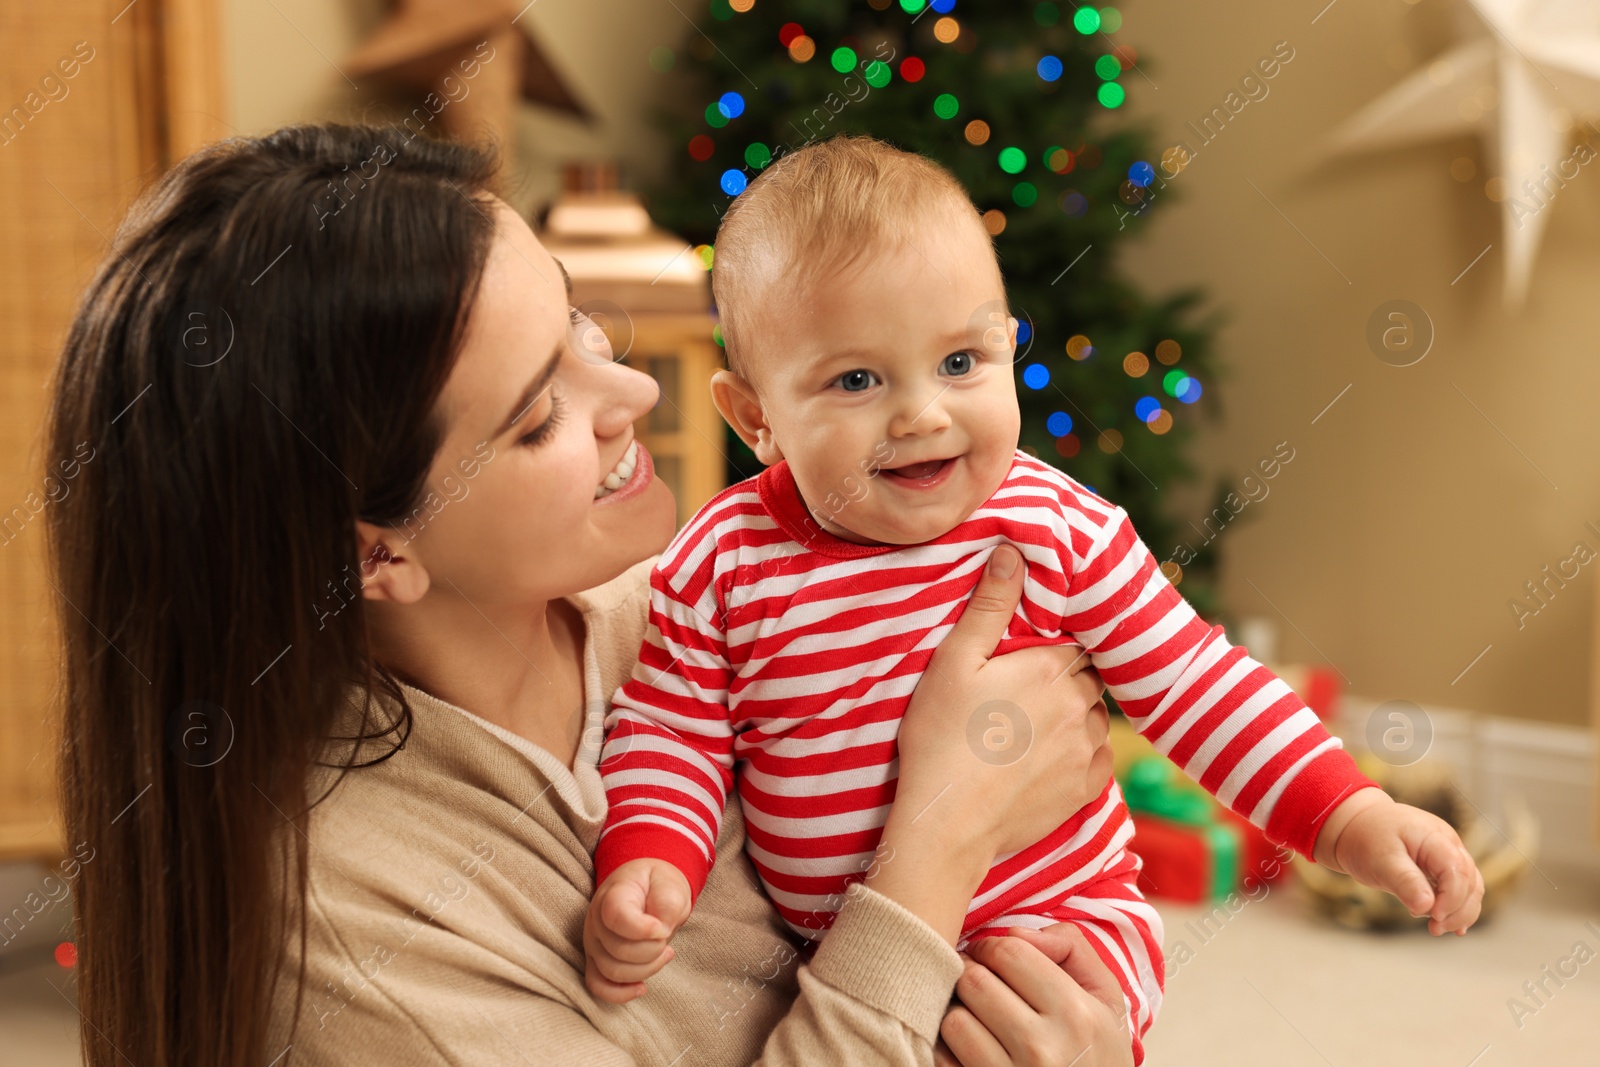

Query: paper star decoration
1324,0,1600,307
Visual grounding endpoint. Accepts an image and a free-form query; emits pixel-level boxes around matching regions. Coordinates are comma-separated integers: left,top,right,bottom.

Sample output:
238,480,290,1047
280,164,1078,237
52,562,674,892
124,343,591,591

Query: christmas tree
641,0,1231,617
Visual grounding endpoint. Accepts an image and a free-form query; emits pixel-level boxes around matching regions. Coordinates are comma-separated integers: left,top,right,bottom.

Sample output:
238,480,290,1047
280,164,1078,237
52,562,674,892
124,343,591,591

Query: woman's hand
935,926,1134,1067
867,543,1113,945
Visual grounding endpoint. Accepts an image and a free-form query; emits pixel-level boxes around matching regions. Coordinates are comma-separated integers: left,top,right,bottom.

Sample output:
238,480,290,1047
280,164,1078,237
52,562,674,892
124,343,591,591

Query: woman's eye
518,392,565,447
941,352,975,377
836,369,878,393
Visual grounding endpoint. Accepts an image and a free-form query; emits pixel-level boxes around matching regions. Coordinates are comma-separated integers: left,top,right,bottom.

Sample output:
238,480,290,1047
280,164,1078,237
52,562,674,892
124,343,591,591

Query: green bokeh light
1102,8,1123,32
831,46,857,73
1073,7,1101,34
998,146,1027,174
933,93,960,119
864,60,891,88
1097,82,1126,108
899,0,928,12
1095,55,1122,80
1034,2,1060,27
704,102,729,128
745,142,772,169
1012,181,1038,207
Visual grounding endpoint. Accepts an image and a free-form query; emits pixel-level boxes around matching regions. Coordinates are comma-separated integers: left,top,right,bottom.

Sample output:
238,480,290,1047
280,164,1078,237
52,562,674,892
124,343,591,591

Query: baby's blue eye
941,352,975,376
837,369,877,392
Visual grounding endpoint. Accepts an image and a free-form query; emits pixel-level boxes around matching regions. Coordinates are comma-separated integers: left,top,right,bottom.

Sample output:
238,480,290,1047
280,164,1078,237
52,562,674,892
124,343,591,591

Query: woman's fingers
941,984,1012,1067
934,545,1026,674
950,950,1048,1065
964,933,1067,1015
1008,924,1129,1023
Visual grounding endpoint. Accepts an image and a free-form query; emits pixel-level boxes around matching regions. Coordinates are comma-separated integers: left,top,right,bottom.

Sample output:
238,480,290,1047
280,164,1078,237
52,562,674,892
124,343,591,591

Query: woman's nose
591,361,662,438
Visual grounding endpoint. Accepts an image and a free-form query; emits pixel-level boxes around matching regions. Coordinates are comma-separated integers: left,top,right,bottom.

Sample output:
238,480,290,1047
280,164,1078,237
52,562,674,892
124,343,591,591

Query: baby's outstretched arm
1313,789,1486,935
583,857,694,1003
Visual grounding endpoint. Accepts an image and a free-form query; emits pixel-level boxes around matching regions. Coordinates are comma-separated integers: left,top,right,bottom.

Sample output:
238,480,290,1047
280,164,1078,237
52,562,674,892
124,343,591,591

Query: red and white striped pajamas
596,451,1375,1064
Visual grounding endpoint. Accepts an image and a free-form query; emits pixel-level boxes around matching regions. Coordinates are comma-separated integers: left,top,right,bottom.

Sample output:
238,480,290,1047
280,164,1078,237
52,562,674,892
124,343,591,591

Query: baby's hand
583,858,693,1003
1315,789,1485,936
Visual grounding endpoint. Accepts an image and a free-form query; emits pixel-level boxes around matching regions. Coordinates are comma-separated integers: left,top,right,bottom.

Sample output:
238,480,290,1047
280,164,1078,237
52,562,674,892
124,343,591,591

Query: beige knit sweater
268,557,964,1065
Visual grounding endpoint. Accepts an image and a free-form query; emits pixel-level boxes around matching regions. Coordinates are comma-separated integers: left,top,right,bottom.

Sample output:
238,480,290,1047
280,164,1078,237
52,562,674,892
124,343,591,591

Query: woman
47,125,1129,1066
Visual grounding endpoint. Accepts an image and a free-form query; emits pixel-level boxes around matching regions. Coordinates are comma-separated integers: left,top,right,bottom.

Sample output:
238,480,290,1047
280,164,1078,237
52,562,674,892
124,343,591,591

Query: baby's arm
1055,497,1483,930
589,562,739,999
584,857,693,1002
1313,787,1483,935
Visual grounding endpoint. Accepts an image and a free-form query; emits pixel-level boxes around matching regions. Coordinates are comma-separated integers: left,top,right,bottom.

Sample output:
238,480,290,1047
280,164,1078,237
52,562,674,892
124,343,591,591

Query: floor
1,866,1596,1066
1141,862,1600,1067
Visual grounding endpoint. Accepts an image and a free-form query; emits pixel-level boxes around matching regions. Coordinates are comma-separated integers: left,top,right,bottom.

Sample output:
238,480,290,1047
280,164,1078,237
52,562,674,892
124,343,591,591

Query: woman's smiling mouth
593,440,654,504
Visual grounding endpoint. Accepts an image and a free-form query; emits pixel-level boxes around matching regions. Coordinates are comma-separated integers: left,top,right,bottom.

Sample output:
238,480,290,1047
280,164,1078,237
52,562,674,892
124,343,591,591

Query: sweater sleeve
594,560,738,901
276,871,961,1067
748,884,965,1067
1062,502,1379,857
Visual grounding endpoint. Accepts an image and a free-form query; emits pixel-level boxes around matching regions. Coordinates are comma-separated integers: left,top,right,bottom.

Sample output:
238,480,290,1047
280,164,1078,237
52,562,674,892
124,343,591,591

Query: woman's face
388,199,676,607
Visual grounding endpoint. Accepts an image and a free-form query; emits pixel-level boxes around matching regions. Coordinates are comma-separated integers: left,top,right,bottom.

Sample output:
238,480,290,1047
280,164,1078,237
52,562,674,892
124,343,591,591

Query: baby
584,135,1481,1061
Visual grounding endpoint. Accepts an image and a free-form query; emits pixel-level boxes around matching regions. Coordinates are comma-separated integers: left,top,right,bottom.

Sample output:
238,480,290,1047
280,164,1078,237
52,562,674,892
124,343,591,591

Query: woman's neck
368,593,588,765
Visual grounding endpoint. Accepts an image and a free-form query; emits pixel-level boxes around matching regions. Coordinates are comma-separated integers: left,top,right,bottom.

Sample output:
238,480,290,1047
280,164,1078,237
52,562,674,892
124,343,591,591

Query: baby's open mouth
880,457,955,485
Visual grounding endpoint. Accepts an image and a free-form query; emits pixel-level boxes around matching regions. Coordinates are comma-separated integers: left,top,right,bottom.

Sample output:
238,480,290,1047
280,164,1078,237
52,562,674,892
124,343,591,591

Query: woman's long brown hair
45,124,499,1065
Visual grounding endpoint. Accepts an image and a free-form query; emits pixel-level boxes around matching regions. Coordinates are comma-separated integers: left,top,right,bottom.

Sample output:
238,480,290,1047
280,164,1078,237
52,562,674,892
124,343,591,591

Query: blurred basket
1291,759,1538,930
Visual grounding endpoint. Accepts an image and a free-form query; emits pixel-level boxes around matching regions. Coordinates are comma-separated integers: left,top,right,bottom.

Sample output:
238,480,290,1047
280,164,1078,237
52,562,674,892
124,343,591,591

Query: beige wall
1120,0,1599,726
224,0,1598,726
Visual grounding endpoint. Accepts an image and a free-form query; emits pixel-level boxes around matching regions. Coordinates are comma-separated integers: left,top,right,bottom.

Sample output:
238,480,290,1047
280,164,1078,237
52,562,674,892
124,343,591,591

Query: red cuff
1262,746,1381,859
592,821,714,904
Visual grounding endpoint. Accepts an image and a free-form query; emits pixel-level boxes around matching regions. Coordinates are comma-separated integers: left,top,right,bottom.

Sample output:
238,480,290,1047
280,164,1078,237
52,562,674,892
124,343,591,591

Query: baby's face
743,223,1021,546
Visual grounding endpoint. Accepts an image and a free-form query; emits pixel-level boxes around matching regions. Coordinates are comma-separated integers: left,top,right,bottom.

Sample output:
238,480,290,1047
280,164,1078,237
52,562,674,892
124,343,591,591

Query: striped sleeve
594,560,736,901
1062,502,1377,858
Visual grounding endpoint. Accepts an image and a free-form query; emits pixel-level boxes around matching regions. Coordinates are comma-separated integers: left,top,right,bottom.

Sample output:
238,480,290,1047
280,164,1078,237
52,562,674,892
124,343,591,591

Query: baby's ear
710,369,783,465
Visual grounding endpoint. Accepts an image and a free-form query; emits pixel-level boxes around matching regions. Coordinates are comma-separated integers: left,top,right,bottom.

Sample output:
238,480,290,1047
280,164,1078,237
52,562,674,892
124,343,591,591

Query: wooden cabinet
628,314,727,528
0,0,225,860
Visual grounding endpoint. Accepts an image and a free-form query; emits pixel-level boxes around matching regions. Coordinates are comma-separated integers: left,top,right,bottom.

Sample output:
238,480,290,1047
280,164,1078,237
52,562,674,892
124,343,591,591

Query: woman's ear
710,369,783,465
354,521,431,605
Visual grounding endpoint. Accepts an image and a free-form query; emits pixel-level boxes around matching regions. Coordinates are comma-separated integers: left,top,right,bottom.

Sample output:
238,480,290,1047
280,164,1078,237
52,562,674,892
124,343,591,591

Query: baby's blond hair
710,134,999,381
